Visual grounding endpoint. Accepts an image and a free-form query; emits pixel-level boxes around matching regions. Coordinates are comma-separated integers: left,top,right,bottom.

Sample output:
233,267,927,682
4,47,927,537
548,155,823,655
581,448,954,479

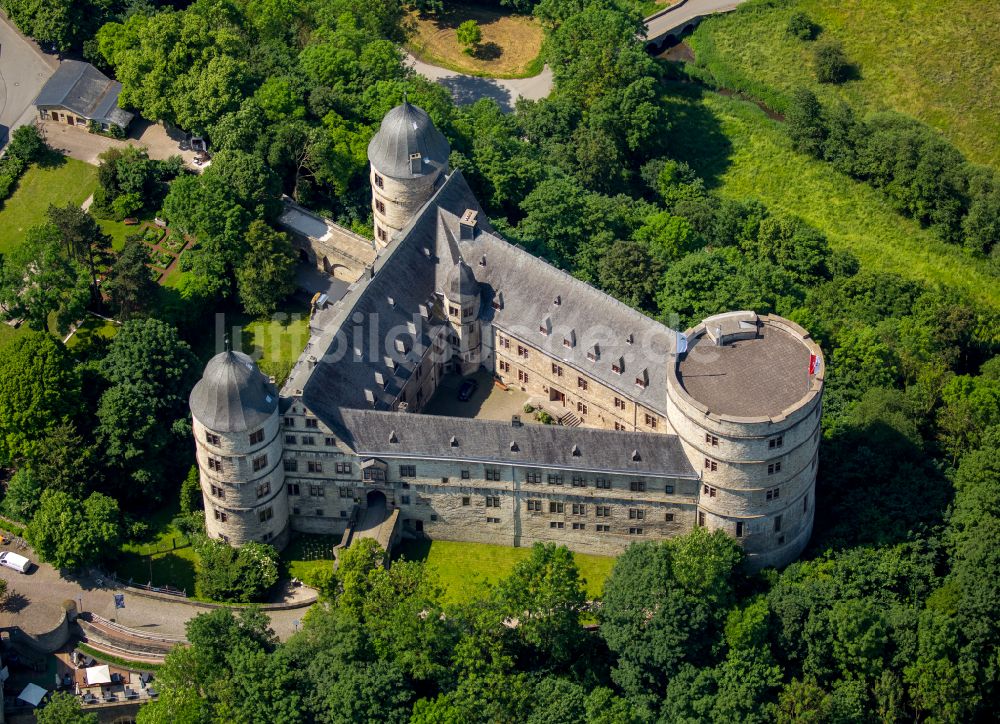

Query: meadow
687,0,1000,169
662,85,1000,310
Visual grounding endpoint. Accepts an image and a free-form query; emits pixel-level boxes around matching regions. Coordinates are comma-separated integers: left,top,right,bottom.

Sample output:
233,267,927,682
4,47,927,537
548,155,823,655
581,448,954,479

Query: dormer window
563,329,576,348
539,316,552,336
626,333,634,345
553,295,561,306
612,357,624,375
587,344,600,362
635,368,649,389
492,291,504,311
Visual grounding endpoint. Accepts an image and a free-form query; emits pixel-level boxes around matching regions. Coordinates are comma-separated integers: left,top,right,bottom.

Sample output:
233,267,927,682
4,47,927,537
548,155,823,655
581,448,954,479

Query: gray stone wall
371,167,443,244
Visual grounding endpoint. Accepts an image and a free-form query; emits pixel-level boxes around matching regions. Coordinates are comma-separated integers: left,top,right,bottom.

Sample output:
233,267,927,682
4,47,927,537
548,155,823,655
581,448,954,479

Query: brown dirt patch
405,4,544,78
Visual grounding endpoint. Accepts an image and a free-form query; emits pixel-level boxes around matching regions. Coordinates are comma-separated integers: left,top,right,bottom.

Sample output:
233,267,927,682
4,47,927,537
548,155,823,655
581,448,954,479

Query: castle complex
189,102,825,570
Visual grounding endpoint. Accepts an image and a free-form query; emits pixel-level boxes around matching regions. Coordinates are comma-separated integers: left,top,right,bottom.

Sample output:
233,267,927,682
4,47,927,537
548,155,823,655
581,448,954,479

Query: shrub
456,20,481,55
523,403,535,413
786,11,817,40
6,125,46,163
537,410,554,424
195,537,279,602
110,192,142,221
814,39,851,84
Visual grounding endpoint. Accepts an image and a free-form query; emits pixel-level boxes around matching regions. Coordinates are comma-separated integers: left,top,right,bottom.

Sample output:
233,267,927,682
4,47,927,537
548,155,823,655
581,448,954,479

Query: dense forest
0,0,997,721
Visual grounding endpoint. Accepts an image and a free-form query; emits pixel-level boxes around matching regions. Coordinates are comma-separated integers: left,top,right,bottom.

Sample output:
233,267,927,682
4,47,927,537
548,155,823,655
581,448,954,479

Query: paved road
0,542,313,643
645,0,746,44
0,11,57,147
405,53,553,111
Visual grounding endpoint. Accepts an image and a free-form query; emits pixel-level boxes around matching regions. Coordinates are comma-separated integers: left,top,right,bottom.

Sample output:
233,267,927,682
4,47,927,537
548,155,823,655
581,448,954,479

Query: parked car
0,551,33,573
457,379,478,401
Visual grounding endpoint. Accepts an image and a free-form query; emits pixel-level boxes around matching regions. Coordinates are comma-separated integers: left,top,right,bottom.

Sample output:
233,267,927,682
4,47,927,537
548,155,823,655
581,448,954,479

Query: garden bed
160,234,186,253
149,249,175,269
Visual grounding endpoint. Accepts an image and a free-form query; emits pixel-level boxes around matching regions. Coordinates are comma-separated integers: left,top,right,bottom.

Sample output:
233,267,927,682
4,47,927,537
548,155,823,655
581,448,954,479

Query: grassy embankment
405,2,544,78
686,0,1000,169
661,85,1000,310
395,539,615,604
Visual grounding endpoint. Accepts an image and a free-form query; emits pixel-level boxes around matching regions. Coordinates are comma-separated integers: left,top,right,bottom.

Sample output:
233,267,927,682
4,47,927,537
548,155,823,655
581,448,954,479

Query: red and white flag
809,354,821,375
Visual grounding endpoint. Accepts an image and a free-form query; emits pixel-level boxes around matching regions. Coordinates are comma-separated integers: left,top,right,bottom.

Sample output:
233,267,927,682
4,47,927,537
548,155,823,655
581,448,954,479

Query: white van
0,551,32,573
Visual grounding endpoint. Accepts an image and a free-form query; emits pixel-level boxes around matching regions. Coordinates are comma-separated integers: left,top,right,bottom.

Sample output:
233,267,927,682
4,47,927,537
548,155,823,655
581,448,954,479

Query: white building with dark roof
189,103,824,569
33,60,134,132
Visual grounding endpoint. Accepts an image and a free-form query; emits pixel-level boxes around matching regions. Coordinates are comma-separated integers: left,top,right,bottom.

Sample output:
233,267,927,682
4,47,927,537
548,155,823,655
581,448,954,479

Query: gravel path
405,52,553,111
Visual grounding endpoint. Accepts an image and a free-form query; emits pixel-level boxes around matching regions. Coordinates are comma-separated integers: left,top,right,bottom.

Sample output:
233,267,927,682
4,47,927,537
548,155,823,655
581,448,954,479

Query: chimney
459,209,478,241
511,414,522,427
409,152,422,174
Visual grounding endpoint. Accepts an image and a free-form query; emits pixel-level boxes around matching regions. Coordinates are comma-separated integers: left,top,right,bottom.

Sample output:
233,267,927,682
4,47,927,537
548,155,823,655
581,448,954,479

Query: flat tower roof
676,315,814,418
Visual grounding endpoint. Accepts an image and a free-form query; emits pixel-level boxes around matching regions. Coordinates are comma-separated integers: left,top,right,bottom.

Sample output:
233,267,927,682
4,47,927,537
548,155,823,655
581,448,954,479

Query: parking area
39,118,203,168
0,12,58,146
423,368,530,422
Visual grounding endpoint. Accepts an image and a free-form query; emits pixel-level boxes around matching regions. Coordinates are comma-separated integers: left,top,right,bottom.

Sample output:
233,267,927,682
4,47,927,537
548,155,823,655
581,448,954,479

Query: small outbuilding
34,60,134,133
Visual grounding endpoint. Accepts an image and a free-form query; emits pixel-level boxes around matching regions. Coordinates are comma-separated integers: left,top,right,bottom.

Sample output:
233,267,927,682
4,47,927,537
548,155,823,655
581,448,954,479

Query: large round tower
367,100,450,247
189,351,290,550
665,312,824,570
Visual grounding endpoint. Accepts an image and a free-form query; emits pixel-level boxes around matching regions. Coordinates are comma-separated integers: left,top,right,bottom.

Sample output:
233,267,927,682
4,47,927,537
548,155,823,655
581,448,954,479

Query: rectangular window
735,521,744,538
210,484,225,498
630,481,646,492
550,521,565,529
499,360,510,373
572,522,585,530
305,418,318,429
325,436,336,447
400,495,410,504
629,527,643,535
527,499,542,512
339,487,352,498
549,502,564,513
461,469,471,480
572,503,586,515
284,416,295,426
301,436,315,446
518,369,529,384
214,509,228,522
399,465,416,478
551,363,563,376
526,471,541,484
307,461,323,473
498,335,510,349
596,524,610,532
576,401,588,415
698,511,706,527
766,488,781,501
207,457,222,472
335,462,352,475
374,173,384,189
485,496,500,508
595,478,611,490
257,482,270,498
577,377,588,390
596,505,611,517
486,517,501,524
803,495,809,513
705,434,718,446
284,459,298,473
645,414,657,429
285,435,297,445
462,496,470,506
665,485,674,494
205,431,221,446
547,474,563,486
309,485,324,497
375,199,385,214
252,455,268,472
769,436,784,449
628,509,645,520
704,458,718,472
614,421,625,431
316,509,324,517
768,462,782,475
665,513,674,522
485,467,501,481
614,397,625,410
517,345,528,359
258,507,273,523
363,468,385,481
571,476,587,487
774,515,782,533
703,485,717,498
287,483,300,495
249,429,264,445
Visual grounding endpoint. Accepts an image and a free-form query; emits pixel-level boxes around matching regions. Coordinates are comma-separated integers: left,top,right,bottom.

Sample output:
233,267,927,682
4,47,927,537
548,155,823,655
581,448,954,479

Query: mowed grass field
0,158,98,254
405,3,544,78
395,539,616,603
663,87,1000,309
688,0,1000,169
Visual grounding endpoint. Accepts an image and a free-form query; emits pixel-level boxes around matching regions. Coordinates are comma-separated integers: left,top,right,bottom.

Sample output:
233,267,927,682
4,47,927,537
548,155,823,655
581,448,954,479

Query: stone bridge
277,197,377,283
644,0,747,52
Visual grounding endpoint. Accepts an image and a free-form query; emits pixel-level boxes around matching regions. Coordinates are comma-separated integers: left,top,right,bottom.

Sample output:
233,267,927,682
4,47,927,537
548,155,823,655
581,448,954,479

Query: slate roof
445,259,479,300
34,60,133,126
190,351,278,432
341,410,697,478
367,101,450,179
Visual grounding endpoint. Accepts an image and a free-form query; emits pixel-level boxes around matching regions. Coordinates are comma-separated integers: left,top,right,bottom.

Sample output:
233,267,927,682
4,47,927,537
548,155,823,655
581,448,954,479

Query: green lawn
662,87,1000,309
239,305,312,385
66,316,120,353
687,0,1000,169
0,158,98,254
117,503,198,594
395,539,616,603
281,534,338,586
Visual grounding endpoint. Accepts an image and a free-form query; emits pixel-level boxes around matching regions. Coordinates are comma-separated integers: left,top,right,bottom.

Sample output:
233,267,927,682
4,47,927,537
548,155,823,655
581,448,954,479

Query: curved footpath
0,542,315,646
406,0,747,108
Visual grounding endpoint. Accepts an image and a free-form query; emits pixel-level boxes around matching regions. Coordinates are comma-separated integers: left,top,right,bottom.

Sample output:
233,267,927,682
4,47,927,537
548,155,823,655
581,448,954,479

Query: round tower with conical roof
189,351,290,550
368,100,450,247
443,259,482,375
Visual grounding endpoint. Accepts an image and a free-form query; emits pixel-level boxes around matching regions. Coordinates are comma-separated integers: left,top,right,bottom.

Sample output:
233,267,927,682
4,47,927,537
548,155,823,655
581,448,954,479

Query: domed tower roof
445,259,480,301
367,100,450,179
189,351,278,433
